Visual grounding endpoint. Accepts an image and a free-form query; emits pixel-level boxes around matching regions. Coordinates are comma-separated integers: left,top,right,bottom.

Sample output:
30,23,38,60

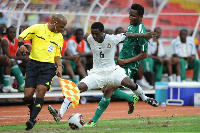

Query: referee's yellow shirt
19,23,63,63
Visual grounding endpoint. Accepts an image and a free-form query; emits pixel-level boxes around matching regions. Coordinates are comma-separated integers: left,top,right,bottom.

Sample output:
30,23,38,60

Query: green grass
0,115,200,133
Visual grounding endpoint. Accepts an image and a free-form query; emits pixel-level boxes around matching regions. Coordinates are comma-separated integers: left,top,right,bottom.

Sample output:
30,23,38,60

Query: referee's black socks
24,98,34,116
30,98,44,120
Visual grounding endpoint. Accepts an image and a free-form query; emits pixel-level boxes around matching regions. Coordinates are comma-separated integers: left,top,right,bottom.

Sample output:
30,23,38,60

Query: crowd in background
0,19,200,93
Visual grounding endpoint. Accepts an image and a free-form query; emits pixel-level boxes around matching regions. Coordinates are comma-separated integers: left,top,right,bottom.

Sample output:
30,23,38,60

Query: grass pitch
0,115,200,133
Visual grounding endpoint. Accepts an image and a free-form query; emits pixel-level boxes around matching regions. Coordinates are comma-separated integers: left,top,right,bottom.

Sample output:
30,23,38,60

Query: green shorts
123,67,137,79
61,59,76,73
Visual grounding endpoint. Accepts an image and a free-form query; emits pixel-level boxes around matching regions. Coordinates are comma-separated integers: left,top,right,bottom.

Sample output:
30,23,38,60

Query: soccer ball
68,113,85,130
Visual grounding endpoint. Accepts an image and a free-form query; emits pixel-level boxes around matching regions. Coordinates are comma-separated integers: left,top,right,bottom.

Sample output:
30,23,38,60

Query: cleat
83,120,96,127
2,86,18,93
25,119,36,130
128,95,139,114
145,98,159,107
48,105,61,122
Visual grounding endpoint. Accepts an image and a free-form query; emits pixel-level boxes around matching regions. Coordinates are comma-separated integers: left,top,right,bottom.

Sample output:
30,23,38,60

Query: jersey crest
107,42,111,48
48,44,55,52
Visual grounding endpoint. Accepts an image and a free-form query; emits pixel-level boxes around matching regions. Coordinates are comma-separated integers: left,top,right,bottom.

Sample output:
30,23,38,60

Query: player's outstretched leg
84,120,97,127
48,105,62,122
128,95,139,114
145,97,159,107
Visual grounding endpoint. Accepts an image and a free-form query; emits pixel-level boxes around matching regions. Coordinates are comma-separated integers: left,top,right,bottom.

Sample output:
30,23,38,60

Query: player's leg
84,85,113,127
62,60,79,84
75,58,87,80
153,59,163,82
171,57,181,82
10,60,25,91
0,55,18,92
121,67,158,107
163,58,173,82
188,59,200,81
48,74,98,122
179,58,186,81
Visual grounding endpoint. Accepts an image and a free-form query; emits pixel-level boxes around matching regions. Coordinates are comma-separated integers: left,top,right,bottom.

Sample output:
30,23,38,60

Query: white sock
133,84,148,101
59,98,72,118
176,75,181,82
169,75,173,82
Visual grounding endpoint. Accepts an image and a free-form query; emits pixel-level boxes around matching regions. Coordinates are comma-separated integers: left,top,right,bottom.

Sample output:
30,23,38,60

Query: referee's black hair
91,22,104,32
6,26,16,33
131,3,144,16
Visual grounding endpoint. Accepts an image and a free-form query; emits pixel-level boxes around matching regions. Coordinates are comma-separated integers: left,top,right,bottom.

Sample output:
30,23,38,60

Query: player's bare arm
117,51,147,66
125,32,156,40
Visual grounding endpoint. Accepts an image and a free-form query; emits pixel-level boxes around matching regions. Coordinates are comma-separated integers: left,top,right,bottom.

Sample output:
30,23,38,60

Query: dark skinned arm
117,51,148,66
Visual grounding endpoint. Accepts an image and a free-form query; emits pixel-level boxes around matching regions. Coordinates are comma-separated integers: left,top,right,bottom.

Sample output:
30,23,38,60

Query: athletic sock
133,84,147,101
111,88,133,103
11,65,24,86
24,98,34,116
91,96,111,123
176,75,181,82
71,78,79,84
30,98,44,120
59,98,72,118
168,75,173,82
3,75,10,87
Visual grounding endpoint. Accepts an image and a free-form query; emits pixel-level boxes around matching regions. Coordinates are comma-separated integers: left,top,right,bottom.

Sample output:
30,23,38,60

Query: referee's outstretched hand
19,45,29,55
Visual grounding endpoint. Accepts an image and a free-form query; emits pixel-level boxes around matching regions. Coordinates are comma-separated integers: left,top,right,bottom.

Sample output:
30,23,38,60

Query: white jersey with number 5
87,33,126,69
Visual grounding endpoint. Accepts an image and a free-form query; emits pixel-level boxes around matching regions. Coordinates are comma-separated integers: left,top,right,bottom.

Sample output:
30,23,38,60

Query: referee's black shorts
25,59,56,90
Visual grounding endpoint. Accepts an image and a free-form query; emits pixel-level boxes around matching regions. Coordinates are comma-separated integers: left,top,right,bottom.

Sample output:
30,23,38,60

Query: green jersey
118,22,148,71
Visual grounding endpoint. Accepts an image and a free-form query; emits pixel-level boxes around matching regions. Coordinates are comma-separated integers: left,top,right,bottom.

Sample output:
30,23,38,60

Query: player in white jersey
48,22,158,123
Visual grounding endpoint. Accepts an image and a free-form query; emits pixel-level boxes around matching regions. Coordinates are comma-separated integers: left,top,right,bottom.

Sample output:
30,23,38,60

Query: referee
18,13,67,130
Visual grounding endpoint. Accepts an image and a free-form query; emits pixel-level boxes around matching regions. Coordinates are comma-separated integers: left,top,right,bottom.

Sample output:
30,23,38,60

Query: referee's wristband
57,65,64,68
18,42,24,48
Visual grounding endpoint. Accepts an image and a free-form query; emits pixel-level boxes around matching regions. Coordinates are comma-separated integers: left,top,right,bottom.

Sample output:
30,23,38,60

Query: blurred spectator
1,26,25,92
171,28,200,81
18,26,31,75
0,25,7,36
24,14,39,26
60,33,87,84
0,31,18,93
0,13,7,25
149,27,181,82
67,28,93,71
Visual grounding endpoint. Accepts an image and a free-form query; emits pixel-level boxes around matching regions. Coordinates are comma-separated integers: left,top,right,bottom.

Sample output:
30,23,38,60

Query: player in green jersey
84,3,159,127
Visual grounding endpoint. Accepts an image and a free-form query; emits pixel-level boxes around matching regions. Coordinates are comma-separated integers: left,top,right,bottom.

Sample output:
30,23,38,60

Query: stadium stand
0,0,199,103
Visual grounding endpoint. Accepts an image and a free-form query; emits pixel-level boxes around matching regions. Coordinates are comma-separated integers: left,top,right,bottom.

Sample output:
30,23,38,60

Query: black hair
154,27,161,32
6,26,16,33
131,3,144,16
75,28,83,35
0,25,7,36
115,27,124,34
180,28,188,34
91,22,104,32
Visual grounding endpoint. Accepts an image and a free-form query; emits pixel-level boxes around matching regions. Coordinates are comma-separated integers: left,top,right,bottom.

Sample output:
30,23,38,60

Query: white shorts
80,65,127,90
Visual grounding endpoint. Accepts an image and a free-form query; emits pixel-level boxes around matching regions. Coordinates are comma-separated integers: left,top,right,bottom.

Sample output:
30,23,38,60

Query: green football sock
3,75,10,87
71,78,79,84
11,65,24,86
111,88,133,103
91,96,111,123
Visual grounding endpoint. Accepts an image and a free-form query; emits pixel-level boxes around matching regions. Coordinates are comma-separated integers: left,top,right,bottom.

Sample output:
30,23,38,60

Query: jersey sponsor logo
48,44,55,52
107,42,111,48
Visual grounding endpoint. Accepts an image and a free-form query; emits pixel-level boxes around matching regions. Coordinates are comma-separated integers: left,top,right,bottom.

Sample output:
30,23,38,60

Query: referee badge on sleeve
48,44,55,52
